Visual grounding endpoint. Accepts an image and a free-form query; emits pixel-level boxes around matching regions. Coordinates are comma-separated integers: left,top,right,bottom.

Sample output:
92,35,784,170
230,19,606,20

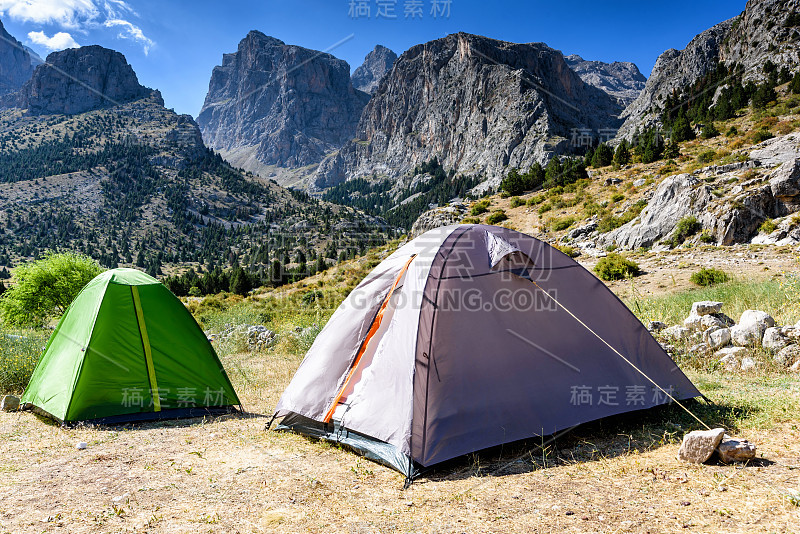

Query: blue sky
0,1,745,117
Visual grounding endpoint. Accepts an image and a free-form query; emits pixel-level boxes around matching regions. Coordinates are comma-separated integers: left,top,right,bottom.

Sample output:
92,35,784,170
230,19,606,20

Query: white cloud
0,0,154,54
0,0,99,29
104,18,153,55
28,30,80,50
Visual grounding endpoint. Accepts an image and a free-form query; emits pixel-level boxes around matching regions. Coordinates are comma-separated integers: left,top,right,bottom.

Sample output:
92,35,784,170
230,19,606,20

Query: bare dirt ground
2,363,800,533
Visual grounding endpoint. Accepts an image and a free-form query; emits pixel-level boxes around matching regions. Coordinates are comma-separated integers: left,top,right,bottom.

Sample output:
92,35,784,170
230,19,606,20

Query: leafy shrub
611,192,625,203
750,128,774,144
594,253,641,281
526,195,544,206
665,216,702,248
759,219,778,234
690,268,730,286
509,196,525,208
550,217,575,231
537,203,552,214
0,252,103,327
471,200,491,216
726,126,739,137
696,150,716,164
462,216,480,224
486,210,508,225
699,230,714,243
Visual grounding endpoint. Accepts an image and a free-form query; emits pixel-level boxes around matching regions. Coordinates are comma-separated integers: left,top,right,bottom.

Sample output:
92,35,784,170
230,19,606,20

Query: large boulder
706,327,731,350
731,310,775,346
769,158,800,215
775,344,800,367
598,174,713,250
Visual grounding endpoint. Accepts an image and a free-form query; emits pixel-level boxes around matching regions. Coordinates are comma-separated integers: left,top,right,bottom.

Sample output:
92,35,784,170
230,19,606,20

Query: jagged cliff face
3,45,154,115
196,31,369,174
351,45,397,94
314,33,623,190
618,0,800,140
564,54,646,107
0,19,38,95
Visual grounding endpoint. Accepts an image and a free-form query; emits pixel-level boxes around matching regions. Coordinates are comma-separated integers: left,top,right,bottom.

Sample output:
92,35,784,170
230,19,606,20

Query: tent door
324,256,414,422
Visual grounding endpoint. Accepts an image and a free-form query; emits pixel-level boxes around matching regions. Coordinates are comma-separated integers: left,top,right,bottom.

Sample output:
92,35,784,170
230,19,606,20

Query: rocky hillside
196,31,369,185
0,45,390,278
0,19,38,96
411,78,800,256
313,33,624,191
351,45,397,94
564,54,646,107
1,45,153,115
618,0,800,140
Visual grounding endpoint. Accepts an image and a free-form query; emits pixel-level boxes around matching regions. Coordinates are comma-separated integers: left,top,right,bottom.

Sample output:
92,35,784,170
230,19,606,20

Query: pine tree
613,140,631,166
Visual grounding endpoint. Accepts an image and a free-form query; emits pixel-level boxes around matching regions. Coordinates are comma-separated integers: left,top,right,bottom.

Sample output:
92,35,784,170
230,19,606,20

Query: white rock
76,442,87,450
691,301,724,316
664,325,690,341
678,428,726,463
731,323,764,347
738,309,775,330
740,357,756,371
700,315,725,331
684,313,704,331
689,343,710,355
633,178,647,187
791,360,800,373
706,328,731,350
1,395,20,412
762,327,789,351
715,346,747,358
716,436,756,463
775,344,800,366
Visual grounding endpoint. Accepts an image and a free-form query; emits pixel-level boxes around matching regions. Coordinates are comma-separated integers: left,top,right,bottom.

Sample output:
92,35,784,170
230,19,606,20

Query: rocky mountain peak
352,45,397,93
3,45,153,115
564,54,646,107
196,32,369,179
0,18,38,95
314,32,623,190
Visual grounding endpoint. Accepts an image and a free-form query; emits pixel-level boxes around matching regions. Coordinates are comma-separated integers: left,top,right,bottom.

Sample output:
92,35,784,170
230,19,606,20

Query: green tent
21,268,240,424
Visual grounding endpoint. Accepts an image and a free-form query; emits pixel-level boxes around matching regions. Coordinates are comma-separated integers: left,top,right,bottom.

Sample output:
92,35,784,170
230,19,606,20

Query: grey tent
273,224,700,479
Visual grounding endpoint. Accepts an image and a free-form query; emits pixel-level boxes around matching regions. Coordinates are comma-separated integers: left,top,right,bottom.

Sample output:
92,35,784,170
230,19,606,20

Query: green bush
751,128,774,144
759,219,778,234
471,200,491,216
726,126,739,137
550,217,575,231
665,216,702,248
690,267,730,286
526,195,544,206
699,230,714,243
0,252,103,327
462,216,481,224
696,150,716,164
486,210,509,225
611,192,625,203
509,196,526,208
537,202,552,214
593,253,641,281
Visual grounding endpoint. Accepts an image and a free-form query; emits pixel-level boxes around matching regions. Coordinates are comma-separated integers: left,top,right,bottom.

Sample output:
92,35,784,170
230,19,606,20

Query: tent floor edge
275,412,419,480
53,406,240,426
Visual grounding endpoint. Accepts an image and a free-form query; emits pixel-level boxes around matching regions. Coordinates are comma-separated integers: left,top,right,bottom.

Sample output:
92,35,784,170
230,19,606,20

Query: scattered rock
1,395,20,412
762,327,789,351
706,327,731,350
689,343,709,355
717,436,756,463
700,315,725,331
683,313,704,331
691,301,724,316
715,346,747,358
739,309,775,330
740,357,756,371
76,442,88,450
604,177,622,186
678,428,726,464
633,178,647,187
790,360,800,373
664,325,690,341
711,312,735,327
648,320,668,332
718,353,741,371
775,344,800,367
731,322,764,347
